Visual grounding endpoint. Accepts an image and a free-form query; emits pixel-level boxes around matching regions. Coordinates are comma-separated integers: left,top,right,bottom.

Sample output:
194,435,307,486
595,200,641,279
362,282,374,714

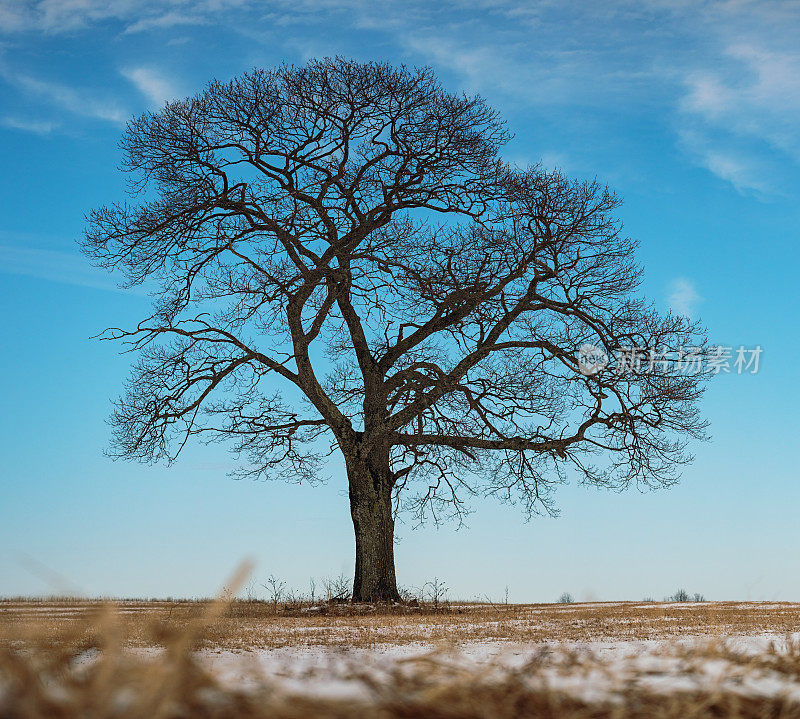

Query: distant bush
261,575,286,611
667,589,705,602
423,577,449,609
557,592,574,604
322,573,352,602
398,585,421,604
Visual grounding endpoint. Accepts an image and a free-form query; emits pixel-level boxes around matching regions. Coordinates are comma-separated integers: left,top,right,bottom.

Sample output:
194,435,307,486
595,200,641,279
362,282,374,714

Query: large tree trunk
346,450,400,602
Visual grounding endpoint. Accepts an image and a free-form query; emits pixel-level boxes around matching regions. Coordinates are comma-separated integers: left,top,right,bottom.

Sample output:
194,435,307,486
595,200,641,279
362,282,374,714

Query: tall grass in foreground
3,569,800,718
4,617,800,718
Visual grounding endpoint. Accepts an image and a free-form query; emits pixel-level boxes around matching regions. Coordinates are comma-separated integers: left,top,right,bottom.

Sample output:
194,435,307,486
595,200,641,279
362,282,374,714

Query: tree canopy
84,57,708,599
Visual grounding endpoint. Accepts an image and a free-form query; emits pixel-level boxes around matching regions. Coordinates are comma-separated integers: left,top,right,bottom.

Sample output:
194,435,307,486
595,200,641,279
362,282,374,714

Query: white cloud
3,70,127,124
676,126,774,195
124,11,208,34
0,0,256,34
399,31,646,109
0,116,58,133
0,244,125,293
680,43,800,162
402,36,512,95
697,150,767,195
12,0,144,33
396,2,800,195
0,0,28,32
121,66,179,106
669,5,800,193
668,277,702,318
3,0,800,196
701,153,752,191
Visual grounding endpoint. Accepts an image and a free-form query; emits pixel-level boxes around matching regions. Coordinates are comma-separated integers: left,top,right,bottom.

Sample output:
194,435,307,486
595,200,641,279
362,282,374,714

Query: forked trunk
346,452,400,602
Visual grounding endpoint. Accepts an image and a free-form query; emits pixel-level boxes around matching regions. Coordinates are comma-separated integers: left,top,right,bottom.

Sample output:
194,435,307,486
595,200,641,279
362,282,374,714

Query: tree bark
346,450,400,602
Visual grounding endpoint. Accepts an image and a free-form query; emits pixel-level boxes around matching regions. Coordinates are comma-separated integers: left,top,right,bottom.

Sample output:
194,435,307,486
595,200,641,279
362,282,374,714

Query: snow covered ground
194,631,800,704
5,601,800,715
7,600,800,704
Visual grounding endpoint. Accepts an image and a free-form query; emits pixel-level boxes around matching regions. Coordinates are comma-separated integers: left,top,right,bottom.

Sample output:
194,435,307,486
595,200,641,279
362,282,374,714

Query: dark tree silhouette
83,58,707,601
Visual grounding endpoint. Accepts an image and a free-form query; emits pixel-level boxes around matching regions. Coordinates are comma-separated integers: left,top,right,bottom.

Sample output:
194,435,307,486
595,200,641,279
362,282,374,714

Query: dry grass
2,598,799,651
4,600,800,717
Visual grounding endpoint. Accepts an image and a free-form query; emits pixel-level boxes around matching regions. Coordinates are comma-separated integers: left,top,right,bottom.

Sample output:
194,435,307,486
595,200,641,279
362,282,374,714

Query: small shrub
423,578,449,609
261,575,286,612
322,573,351,602
557,592,574,604
667,589,705,602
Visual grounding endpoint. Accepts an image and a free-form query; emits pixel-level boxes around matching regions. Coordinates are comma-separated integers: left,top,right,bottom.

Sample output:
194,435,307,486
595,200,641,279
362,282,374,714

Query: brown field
4,598,800,717
2,598,800,650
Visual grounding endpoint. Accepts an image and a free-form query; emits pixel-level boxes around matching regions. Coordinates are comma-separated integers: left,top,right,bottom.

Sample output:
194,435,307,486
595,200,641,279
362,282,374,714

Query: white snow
190,631,800,703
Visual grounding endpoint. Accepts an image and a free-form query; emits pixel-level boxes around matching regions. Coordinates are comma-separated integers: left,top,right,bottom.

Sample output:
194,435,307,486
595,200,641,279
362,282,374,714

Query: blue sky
1,0,798,601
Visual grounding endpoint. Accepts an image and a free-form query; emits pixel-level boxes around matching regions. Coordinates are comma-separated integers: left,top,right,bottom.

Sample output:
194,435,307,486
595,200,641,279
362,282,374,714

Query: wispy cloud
0,245,126,293
0,0,32,32
676,126,774,195
0,116,58,134
668,277,702,318
124,11,208,34
2,70,127,124
676,40,800,193
395,2,800,195
3,0,800,196
700,151,764,195
0,0,256,34
0,0,174,33
121,66,180,107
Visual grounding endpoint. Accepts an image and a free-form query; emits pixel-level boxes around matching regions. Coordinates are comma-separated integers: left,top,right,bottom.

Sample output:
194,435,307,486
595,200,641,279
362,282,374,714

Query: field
3,598,800,649
4,597,800,717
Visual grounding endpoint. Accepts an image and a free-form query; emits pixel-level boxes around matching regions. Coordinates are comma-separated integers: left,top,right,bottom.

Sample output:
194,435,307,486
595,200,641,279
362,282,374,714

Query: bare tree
83,58,707,602
262,574,285,612
423,577,449,609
